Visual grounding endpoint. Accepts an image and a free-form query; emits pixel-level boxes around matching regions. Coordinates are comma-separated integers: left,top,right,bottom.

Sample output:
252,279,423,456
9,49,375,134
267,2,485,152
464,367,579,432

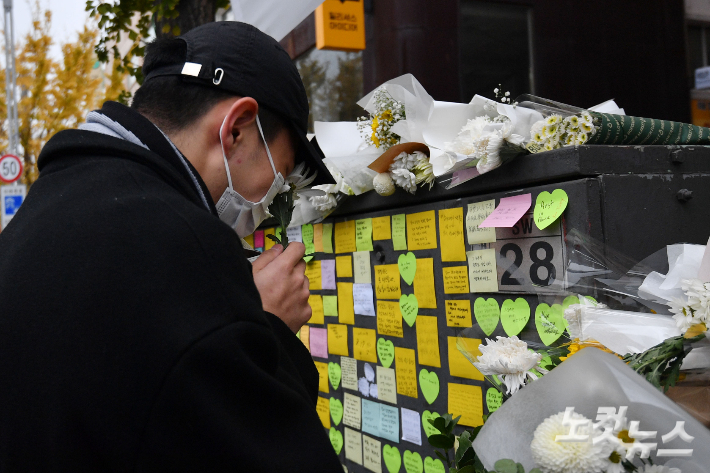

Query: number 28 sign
0,154,23,184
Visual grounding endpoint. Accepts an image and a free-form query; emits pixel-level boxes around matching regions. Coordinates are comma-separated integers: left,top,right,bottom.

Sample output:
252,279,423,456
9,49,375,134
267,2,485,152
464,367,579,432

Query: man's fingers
251,245,283,273
280,242,307,267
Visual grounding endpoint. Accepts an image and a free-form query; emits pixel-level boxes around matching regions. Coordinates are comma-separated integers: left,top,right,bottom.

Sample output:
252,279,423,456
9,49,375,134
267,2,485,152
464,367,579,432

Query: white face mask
215,115,285,237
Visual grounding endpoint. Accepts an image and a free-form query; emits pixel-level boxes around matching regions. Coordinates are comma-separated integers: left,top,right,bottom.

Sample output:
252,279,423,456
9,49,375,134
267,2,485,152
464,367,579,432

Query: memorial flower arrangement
356,86,406,150
666,279,710,332
527,112,597,153
372,150,435,196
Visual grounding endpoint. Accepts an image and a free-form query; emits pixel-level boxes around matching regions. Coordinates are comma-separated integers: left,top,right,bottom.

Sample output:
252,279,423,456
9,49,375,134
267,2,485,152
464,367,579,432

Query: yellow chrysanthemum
371,115,379,133
379,110,393,121
372,133,380,147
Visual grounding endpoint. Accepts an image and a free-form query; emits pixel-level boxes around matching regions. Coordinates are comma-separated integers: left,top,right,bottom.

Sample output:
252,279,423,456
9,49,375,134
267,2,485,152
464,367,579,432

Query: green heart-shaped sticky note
403,451,423,473
329,397,343,426
422,410,440,438
424,457,445,473
474,297,500,336
383,445,402,473
398,252,417,285
377,338,395,368
585,296,598,306
535,303,566,346
500,298,530,336
419,369,439,404
399,294,419,327
534,189,568,230
328,362,341,390
486,388,503,413
329,427,343,454
562,295,580,310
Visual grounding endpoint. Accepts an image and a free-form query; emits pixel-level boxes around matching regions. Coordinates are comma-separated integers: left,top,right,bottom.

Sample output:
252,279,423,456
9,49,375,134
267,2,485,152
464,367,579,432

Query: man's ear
221,97,259,148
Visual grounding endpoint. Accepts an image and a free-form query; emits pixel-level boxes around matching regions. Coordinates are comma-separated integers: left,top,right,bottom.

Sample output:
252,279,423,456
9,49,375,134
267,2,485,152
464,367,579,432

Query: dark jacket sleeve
135,320,343,473
264,311,320,405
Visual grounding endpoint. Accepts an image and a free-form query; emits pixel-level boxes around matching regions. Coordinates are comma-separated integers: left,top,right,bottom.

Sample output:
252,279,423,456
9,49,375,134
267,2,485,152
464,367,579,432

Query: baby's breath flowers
357,87,406,151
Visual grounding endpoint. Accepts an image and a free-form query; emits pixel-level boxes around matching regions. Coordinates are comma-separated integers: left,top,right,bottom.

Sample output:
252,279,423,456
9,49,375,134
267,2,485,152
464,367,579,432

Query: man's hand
252,243,311,333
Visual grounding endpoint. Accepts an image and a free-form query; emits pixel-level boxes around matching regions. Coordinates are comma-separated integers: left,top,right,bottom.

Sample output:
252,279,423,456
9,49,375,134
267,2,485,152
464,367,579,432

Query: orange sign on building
315,0,366,51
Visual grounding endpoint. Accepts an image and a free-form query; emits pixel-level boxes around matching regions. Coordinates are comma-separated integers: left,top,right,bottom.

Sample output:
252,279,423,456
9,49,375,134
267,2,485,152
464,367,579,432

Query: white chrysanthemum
531,412,613,473
373,172,396,196
472,336,547,395
280,162,318,195
390,151,419,172
413,153,435,189
391,168,417,194
667,278,710,331
579,120,593,133
575,132,589,145
530,120,545,139
546,114,563,126
477,134,503,174
308,191,339,211
642,465,681,473
563,133,577,146
444,116,495,155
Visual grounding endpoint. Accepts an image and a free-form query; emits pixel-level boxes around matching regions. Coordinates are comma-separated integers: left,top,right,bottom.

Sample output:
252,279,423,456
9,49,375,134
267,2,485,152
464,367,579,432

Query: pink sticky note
479,193,532,228
309,327,328,359
450,167,480,188
254,230,264,249
321,260,336,290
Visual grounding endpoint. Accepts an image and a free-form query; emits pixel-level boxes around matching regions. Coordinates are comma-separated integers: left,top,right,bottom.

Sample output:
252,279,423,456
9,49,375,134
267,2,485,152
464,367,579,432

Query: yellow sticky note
353,327,377,362
300,325,310,351
308,295,324,324
448,337,483,380
374,264,401,300
466,200,497,244
243,233,254,249
416,315,441,368
406,210,438,251
305,260,322,290
335,220,357,254
467,249,499,293
314,223,324,252
315,361,330,393
395,347,418,398
413,258,437,309
336,255,353,278
316,396,331,429
446,300,472,327
439,208,466,261
373,216,392,240
264,228,276,250
392,214,407,251
323,223,334,253
376,300,403,337
443,266,469,294
328,323,349,356
338,282,355,325
448,383,483,427
324,295,338,316
355,218,374,252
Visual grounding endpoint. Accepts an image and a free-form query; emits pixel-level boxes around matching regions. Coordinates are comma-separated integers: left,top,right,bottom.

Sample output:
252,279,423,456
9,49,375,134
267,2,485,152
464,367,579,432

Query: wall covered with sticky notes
292,185,574,473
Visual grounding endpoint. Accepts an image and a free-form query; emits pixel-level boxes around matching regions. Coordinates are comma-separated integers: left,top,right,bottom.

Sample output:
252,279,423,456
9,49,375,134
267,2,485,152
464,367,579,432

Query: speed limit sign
0,154,23,184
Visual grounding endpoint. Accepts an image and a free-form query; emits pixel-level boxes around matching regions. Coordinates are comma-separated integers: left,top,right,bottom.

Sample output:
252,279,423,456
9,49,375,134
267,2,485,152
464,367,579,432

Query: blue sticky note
361,398,399,443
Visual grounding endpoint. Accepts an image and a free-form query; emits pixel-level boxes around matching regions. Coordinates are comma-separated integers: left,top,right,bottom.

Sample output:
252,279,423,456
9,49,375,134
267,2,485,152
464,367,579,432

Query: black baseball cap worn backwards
143,21,335,186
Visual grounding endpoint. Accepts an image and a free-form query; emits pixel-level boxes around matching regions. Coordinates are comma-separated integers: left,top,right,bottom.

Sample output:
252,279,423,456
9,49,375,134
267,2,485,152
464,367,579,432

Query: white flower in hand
282,162,323,198
472,336,547,395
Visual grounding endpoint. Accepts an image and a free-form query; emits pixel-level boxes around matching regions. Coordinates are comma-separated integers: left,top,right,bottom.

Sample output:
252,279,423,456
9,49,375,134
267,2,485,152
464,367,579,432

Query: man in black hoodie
0,21,343,472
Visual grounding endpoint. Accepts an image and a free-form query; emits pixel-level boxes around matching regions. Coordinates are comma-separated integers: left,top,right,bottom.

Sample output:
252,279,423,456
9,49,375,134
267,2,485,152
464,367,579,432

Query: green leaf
494,459,518,473
434,451,448,464
529,469,543,473
428,434,455,450
457,444,477,469
431,417,447,434
455,431,473,466
266,234,282,245
457,466,477,473
516,463,525,473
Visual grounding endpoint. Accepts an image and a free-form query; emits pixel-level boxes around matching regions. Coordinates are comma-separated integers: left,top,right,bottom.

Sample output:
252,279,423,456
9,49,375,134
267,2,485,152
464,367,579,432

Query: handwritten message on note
377,300,403,338
356,218,374,252
362,399,400,443
316,396,331,429
321,259,336,290
395,347,418,398
301,224,314,261
343,392,362,429
336,255,353,278
416,316,441,368
466,200,497,244
353,327,377,362
315,361,330,393
406,210,438,251
353,251,372,284
376,366,397,404
310,327,328,358
322,223,333,253
299,325,310,351
287,225,302,243
439,208,466,261
305,260,322,290
341,356,358,391
373,216,391,241
479,194,531,228
308,294,324,325
401,407,422,446
445,300,472,327
313,223,324,252
323,295,338,316
345,427,363,465
337,282,355,325
448,337,483,381
448,383,483,427
392,214,407,251
413,258,437,309
442,266,469,294
353,283,376,316
374,264,401,300
363,435,382,473
467,249,499,293
335,220,357,253
328,324,349,356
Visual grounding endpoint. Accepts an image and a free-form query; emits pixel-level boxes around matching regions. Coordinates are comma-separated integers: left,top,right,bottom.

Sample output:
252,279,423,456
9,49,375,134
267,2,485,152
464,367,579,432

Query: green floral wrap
587,112,710,145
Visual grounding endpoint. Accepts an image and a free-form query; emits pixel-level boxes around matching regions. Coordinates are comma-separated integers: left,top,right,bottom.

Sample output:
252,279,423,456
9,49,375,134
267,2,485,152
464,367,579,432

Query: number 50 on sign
0,154,23,183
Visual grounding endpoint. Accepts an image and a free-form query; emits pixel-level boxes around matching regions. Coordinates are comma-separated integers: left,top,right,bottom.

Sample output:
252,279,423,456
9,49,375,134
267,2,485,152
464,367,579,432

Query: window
294,48,363,132
459,1,533,101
